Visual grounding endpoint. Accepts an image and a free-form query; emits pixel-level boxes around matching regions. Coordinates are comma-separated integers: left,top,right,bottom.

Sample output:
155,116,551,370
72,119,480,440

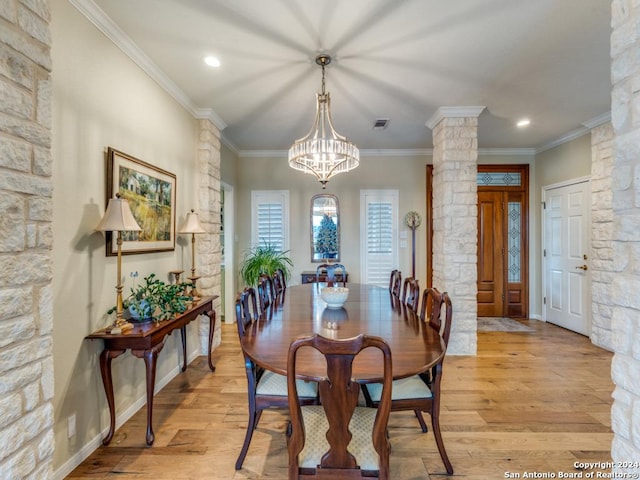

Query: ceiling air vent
372,118,390,131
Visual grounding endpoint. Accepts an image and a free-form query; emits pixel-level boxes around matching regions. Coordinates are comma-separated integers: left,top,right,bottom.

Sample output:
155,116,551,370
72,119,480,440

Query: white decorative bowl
321,287,349,309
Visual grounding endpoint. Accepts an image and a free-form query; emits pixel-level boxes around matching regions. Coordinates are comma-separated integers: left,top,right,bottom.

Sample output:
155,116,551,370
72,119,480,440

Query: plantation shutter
360,190,398,286
251,191,289,252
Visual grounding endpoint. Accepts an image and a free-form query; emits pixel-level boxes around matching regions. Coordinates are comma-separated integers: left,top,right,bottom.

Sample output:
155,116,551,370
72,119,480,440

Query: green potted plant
239,242,293,287
108,273,192,323
315,213,338,259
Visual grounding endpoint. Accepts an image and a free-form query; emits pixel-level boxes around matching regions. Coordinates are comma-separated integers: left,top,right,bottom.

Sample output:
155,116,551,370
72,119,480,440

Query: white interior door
543,178,591,335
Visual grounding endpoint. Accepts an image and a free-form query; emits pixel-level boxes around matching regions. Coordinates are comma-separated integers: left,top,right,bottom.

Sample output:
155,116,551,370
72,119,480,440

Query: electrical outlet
67,413,76,438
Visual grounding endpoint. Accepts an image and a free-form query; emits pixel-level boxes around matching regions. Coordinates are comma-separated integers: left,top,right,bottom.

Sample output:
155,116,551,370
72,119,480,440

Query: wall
610,0,640,468
235,153,537,313
236,153,428,289
51,0,201,474
0,0,54,478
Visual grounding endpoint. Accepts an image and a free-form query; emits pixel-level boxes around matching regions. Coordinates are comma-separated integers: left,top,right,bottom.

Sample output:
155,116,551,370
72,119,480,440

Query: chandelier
288,54,359,189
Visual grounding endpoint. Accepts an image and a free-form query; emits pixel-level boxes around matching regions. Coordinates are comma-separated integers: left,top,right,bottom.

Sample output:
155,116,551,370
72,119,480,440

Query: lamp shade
178,209,206,234
96,195,142,232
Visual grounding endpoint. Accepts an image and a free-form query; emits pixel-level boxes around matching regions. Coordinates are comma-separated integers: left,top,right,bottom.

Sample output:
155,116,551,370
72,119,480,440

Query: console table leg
98,349,125,446
133,342,164,446
207,310,216,372
180,326,187,372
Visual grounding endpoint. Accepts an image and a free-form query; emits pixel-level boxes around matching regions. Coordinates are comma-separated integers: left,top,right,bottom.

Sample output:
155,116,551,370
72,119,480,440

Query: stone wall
610,0,640,470
590,122,614,351
196,119,222,353
430,113,480,355
0,0,55,478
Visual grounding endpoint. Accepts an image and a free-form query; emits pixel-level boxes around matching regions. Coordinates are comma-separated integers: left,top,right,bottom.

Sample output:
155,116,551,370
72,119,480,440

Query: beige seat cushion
298,405,379,470
366,375,432,402
256,370,317,398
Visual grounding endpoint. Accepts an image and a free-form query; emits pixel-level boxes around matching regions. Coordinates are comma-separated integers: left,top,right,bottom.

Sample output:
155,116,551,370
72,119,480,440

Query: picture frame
105,147,176,256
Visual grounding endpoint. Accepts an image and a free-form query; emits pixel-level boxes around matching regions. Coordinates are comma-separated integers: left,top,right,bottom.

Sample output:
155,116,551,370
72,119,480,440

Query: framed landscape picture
105,147,176,256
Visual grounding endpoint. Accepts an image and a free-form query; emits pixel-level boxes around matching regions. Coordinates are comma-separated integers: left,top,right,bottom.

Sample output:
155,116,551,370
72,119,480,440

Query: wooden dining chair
361,288,454,475
388,269,402,298
234,288,318,470
401,277,420,313
316,263,347,287
272,268,287,306
257,273,275,315
286,333,393,480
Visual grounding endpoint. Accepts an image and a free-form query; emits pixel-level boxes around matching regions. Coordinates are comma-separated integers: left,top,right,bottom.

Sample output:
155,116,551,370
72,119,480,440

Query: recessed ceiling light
204,56,221,68
516,118,530,128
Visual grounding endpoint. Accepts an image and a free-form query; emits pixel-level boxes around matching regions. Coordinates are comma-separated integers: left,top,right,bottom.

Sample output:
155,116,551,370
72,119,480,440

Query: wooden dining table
241,283,445,382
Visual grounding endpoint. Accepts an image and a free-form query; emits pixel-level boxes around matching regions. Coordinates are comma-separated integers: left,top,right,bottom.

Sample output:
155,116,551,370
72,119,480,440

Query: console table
85,295,217,446
300,270,349,284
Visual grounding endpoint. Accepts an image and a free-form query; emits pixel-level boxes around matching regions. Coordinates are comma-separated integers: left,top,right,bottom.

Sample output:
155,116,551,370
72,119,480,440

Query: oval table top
241,283,445,382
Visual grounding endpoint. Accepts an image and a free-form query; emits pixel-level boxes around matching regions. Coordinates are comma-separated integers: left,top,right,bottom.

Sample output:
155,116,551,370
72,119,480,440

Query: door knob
575,265,588,271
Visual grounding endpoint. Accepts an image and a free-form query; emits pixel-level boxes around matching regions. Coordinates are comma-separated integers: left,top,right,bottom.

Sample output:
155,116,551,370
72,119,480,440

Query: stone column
0,1,55,478
426,107,484,355
590,122,614,351
610,0,640,470
196,119,222,352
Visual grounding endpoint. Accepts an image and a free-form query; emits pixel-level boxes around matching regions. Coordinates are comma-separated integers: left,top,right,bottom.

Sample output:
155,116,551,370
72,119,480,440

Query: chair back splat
287,333,392,480
388,270,402,298
257,274,275,316
401,277,420,313
272,268,287,306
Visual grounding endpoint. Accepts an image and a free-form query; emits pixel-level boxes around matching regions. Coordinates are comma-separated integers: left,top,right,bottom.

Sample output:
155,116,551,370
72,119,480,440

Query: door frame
426,164,529,317
541,176,591,330
221,182,235,324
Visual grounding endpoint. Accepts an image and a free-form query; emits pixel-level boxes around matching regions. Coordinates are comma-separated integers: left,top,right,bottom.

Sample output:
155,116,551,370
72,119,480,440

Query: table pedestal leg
98,349,125,446
132,342,165,446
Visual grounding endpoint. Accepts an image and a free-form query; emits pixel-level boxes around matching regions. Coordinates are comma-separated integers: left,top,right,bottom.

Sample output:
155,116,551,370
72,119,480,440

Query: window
360,190,398,286
251,190,289,251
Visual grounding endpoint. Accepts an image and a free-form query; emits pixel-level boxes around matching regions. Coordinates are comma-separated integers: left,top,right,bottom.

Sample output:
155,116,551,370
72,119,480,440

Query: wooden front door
478,191,505,316
426,164,529,318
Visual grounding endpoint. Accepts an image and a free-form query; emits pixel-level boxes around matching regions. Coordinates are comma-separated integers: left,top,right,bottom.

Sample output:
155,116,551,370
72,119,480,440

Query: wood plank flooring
68,319,613,479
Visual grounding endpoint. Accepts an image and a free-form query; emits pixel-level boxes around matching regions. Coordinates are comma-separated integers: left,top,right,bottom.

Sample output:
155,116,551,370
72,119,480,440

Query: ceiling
80,0,612,154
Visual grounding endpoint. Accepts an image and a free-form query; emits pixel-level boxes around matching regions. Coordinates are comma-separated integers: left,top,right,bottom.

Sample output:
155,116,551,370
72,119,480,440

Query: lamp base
110,317,134,334
169,269,184,284
188,275,201,300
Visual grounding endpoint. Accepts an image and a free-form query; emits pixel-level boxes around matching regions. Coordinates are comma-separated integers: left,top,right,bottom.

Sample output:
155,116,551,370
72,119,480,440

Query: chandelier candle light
96,193,142,333
288,54,359,189
178,209,207,300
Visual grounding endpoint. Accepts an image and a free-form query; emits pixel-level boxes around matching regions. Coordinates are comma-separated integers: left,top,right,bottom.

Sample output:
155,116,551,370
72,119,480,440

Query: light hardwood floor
68,319,613,479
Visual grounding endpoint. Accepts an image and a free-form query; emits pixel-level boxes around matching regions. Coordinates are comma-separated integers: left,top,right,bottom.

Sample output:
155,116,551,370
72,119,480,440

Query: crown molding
425,106,486,130
479,148,536,156
535,111,611,154
70,0,227,132
193,108,228,131
238,147,536,159
220,134,239,155
581,111,611,129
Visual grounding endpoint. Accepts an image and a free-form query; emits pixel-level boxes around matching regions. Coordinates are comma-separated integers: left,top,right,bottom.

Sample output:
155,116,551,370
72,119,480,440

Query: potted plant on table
108,273,193,323
239,242,293,287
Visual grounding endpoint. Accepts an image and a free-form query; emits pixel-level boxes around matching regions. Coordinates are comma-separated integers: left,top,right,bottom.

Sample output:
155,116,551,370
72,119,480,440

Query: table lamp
96,193,142,331
178,209,206,299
